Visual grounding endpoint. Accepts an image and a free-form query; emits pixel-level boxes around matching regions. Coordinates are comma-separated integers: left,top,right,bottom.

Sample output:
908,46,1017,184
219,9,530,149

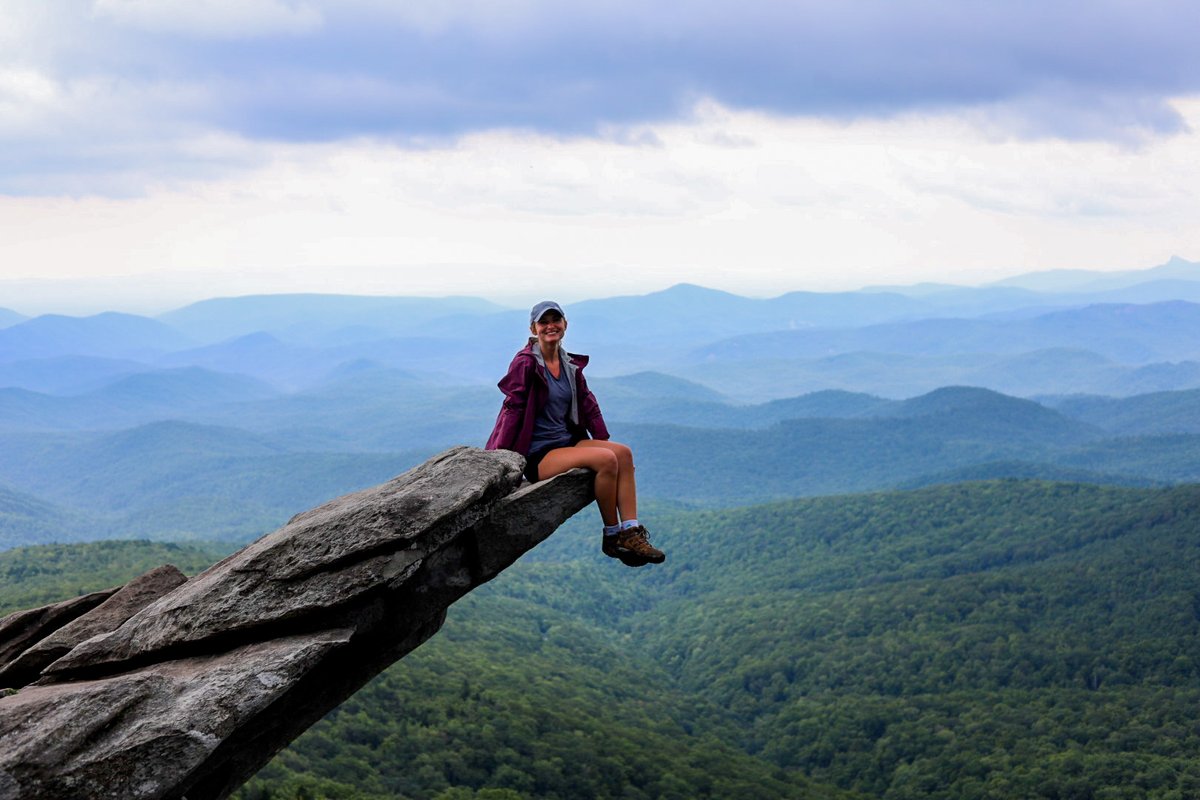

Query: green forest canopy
3,480,1198,799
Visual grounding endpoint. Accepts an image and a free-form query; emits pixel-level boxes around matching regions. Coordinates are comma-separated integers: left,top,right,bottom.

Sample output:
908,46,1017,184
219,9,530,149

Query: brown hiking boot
602,533,648,567
605,525,665,565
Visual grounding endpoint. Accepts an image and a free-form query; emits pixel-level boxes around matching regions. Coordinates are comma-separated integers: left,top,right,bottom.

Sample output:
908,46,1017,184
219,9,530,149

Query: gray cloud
3,0,1199,193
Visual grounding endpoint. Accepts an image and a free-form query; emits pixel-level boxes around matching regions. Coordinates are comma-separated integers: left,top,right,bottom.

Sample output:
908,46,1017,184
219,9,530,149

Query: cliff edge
0,447,594,800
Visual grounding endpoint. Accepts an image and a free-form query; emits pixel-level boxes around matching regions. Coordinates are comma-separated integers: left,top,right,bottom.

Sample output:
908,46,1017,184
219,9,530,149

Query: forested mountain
0,483,89,548
0,539,227,614
1046,389,1200,435
241,479,1200,799
4,380,1200,548
0,422,428,544
6,480,1197,799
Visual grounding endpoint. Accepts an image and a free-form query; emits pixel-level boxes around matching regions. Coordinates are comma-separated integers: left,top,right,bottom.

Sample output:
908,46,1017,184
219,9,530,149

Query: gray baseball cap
530,300,566,324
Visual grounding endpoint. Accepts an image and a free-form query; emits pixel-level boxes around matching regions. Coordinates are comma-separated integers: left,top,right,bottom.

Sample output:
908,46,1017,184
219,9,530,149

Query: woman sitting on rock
485,300,665,567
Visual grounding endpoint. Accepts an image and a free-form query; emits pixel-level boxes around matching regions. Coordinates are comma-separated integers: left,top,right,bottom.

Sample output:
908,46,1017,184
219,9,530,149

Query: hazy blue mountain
0,355,150,394
589,370,727,402
1047,388,1200,435
878,284,1047,316
311,358,426,387
155,328,524,389
898,460,1162,489
693,301,1200,364
0,420,428,542
0,483,89,549
1057,277,1200,306
674,346,1200,402
877,386,1099,441
1106,360,1200,395
961,348,1117,393
483,265,1200,344
620,391,1105,504
154,333,337,390
628,417,1200,505
324,334,519,385
991,254,1200,293
1050,434,1200,484
95,367,279,406
243,368,496,451
157,293,507,344
757,389,891,418
0,312,195,362
565,283,933,351
0,368,281,431
0,389,95,430
605,389,889,428
0,307,27,329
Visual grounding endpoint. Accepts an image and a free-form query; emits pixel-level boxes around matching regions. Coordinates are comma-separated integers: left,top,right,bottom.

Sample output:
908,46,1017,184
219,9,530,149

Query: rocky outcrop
0,565,187,689
0,588,117,670
0,447,594,800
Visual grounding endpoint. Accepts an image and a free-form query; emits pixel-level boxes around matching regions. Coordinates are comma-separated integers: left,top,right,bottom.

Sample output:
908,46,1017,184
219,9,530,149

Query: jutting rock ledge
0,447,594,800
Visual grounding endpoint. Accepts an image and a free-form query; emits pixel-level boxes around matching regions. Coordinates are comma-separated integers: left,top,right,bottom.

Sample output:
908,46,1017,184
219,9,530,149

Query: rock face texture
0,447,594,800
0,565,187,689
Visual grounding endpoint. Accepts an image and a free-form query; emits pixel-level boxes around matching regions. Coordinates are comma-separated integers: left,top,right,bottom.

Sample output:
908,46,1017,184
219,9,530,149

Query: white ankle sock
619,519,640,530
603,524,621,536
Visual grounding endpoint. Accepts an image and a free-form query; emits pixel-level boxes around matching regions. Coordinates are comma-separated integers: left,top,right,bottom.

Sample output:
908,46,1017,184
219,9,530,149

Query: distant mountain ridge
158,293,507,344
693,301,1200,364
0,308,26,329
0,313,195,362
990,254,1200,292
0,258,1198,548
4,258,1200,400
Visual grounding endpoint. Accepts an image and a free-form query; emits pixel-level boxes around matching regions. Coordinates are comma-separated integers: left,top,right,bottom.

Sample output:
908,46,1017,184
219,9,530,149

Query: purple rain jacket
485,340,610,455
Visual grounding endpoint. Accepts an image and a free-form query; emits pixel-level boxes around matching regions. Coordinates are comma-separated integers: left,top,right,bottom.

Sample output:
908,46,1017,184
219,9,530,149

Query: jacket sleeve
576,370,610,441
485,354,533,451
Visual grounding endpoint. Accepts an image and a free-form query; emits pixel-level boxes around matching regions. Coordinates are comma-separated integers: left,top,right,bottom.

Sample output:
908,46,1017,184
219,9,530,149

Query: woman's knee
611,442,634,467
593,449,619,476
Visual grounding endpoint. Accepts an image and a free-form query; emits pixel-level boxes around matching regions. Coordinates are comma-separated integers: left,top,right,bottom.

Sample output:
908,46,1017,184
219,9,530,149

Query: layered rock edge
0,447,594,800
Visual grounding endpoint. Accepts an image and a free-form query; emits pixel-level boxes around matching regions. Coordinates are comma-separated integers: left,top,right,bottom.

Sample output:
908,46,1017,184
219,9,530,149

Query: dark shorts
524,437,581,483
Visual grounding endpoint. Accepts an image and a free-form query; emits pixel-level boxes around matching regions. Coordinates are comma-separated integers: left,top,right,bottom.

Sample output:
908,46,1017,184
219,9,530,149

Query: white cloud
92,0,323,38
0,69,60,132
2,99,1199,313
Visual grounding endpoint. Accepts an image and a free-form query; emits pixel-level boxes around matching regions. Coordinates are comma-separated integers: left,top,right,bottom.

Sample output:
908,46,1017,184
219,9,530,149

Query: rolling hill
0,312,195,362
3,269,1199,796
10,479,1196,799
692,301,1200,365
1047,388,1200,435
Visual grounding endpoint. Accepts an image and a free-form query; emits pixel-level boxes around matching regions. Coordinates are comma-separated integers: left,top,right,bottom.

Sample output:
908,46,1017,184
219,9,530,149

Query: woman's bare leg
574,440,637,522
536,445,620,525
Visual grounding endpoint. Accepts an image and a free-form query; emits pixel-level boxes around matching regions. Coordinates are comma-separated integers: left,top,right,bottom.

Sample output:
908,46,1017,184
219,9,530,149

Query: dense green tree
5,481,1199,799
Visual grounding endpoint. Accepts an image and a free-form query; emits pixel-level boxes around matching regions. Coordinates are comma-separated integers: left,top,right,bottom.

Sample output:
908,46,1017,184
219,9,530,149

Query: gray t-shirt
529,364,575,454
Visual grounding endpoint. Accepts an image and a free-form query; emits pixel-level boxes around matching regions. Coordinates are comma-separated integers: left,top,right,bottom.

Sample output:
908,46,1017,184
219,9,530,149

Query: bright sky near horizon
2,0,1200,313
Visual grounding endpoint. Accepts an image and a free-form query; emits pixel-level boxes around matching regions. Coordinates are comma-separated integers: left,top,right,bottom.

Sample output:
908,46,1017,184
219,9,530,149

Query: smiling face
530,310,567,349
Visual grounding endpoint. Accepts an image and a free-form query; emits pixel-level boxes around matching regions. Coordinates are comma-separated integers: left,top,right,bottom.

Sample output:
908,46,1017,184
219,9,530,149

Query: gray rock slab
0,565,188,689
0,628,359,800
0,447,596,800
0,589,117,677
46,446,525,681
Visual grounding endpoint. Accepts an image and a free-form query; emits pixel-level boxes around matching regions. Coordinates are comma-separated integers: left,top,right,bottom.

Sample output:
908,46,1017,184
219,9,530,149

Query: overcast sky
2,0,1200,313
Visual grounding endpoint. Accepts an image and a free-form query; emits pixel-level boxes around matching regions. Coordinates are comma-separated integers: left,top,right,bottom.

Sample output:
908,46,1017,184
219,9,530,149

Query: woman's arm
576,370,610,441
485,354,534,451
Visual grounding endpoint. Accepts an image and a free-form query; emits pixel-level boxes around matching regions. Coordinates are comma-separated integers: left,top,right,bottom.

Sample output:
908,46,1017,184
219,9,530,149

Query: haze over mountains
1,255,1200,548
4,257,1200,800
